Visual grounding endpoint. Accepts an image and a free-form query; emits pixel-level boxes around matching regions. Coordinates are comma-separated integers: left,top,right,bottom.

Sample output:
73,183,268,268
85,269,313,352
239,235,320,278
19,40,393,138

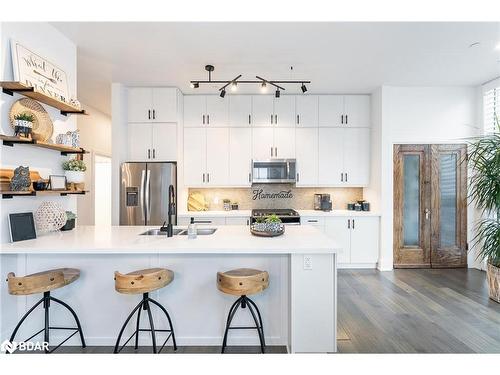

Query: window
484,87,499,133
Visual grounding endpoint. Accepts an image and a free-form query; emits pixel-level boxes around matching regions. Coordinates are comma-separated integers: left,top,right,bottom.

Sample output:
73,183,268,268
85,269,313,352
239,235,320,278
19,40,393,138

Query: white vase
65,170,85,183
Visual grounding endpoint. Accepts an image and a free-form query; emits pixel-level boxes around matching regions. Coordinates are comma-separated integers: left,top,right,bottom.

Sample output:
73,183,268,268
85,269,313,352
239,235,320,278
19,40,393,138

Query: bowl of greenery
250,214,285,237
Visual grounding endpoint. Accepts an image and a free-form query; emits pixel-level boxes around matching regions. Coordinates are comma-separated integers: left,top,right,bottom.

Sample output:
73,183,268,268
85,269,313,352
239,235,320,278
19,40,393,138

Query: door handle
140,170,146,221
152,109,156,120
425,209,430,220
145,170,151,222
148,110,151,120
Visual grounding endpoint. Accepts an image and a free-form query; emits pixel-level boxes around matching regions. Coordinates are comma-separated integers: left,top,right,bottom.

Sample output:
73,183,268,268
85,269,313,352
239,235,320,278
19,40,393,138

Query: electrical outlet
303,255,313,270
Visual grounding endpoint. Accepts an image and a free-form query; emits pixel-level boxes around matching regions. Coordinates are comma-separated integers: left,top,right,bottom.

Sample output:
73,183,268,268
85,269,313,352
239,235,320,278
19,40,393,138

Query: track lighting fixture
189,65,310,97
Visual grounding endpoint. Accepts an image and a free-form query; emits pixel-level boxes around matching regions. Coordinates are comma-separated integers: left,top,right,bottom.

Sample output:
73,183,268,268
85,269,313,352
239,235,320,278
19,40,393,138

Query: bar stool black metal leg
144,294,157,353
246,299,265,353
114,298,145,353
246,297,266,349
8,297,45,353
221,296,243,353
134,301,143,350
147,298,178,351
43,292,50,353
50,296,86,348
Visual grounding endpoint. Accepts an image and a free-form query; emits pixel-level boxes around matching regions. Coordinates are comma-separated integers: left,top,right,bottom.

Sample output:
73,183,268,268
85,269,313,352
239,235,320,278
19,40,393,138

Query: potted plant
61,211,76,231
469,116,500,303
13,113,34,139
62,159,86,184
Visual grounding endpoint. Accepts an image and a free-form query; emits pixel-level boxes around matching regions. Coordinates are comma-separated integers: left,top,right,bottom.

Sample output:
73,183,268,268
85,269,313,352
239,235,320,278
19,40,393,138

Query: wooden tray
250,227,285,237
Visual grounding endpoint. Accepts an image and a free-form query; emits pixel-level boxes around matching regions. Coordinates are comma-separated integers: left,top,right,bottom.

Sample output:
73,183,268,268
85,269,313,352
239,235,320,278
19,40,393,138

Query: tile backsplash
187,185,363,211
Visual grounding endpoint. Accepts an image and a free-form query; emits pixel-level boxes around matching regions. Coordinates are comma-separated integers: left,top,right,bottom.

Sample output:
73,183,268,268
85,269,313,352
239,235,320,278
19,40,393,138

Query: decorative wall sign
252,188,293,201
10,40,70,103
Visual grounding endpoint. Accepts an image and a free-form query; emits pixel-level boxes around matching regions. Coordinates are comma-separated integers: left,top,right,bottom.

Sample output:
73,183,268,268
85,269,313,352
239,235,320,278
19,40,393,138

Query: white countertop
298,210,381,217
178,210,251,217
178,209,380,217
0,225,339,255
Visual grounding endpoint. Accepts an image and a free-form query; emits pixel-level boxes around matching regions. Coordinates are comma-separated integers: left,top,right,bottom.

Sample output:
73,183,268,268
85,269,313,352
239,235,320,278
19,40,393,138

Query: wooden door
394,144,467,268
430,144,467,268
394,144,431,268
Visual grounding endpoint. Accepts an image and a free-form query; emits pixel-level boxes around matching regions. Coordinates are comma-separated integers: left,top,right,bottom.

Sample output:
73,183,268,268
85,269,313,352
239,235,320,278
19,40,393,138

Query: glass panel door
403,155,420,246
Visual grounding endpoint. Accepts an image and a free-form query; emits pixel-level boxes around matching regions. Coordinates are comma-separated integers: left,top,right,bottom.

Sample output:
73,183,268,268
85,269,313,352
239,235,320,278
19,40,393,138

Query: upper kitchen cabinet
318,95,370,127
318,128,344,185
273,96,296,127
128,123,177,161
296,127,318,186
296,95,318,127
128,87,177,123
252,127,295,159
229,95,252,127
184,95,229,127
229,128,252,186
252,95,274,126
206,128,229,185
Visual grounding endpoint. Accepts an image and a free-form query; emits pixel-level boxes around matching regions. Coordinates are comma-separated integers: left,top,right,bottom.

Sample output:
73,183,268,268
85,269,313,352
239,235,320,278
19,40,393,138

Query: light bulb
231,81,237,91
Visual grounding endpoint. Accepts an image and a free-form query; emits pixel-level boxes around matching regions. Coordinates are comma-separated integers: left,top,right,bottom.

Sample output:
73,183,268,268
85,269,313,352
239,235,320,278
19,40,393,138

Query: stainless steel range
251,209,300,225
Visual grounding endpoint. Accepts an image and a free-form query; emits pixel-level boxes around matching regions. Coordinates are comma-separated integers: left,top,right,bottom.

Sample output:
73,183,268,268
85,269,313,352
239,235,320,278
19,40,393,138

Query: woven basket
487,262,500,303
9,98,54,141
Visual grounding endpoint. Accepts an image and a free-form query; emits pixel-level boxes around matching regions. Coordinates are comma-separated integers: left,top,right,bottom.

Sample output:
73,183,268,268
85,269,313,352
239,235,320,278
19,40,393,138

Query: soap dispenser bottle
187,217,197,239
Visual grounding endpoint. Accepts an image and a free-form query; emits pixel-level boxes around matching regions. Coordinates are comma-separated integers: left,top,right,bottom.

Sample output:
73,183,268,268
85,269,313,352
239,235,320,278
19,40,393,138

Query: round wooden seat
217,268,269,296
7,268,80,296
114,268,174,294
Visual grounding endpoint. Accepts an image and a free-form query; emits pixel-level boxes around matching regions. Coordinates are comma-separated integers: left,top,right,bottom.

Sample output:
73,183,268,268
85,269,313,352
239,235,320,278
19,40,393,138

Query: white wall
76,104,111,225
368,86,481,270
0,21,77,342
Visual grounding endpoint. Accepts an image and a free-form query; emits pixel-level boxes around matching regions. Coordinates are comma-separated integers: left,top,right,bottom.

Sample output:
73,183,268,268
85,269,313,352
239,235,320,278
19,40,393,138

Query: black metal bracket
2,87,35,96
60,109,86,116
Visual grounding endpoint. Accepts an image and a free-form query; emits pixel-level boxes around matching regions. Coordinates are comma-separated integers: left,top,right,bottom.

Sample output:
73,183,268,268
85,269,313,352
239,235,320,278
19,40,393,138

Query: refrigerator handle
145,169,151,222
140,170,146,221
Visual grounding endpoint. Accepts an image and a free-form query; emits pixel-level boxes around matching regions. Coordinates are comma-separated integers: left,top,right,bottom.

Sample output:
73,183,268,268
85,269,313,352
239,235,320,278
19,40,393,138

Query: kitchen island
0,225,339,353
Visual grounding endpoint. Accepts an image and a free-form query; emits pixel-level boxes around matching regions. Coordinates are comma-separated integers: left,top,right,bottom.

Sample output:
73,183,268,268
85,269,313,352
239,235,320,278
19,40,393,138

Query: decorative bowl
250,222,285,237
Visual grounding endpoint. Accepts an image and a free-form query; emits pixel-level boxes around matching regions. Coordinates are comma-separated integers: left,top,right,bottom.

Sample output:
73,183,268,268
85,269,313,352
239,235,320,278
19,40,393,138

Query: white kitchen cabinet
226,217,250,225
229,128,252,186
325,217,351,264
128,88,177,123
300,216,325,227
318,95,344,127
206,96,229,126
252,127,274,159
252,95,274,126
296,95,318,127
343,128,370,185
350,217,379,264
177,216,226,226
273,128,295,158
184,96,206,127
274,96,295,127
318,95,370,127
295,128,318,186
206,128,229,186
128,123,177,161
229,96,252,127
318,128,344,185
183,127,206,185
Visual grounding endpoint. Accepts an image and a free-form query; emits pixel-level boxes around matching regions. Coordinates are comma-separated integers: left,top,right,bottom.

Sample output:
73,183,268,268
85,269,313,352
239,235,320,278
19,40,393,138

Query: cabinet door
252,127,274,159
184,96,206,127
350,217,379,264
252,95,274,126
152,88,177,122
273,128,295,159
343,95,370,128
151,123,177,161
318,128,344,185
128,123,152,161
229,128,252,186
229,96,252,127
128,88,152,123
343,128,370,186
273,95,295,127
177,216,226,226
226,217,250,225
206,95,229,126
206,128,229,186
295,128,318,186
318,95,344,127
296,95,318,127
325,217,351,264
183,128,206,186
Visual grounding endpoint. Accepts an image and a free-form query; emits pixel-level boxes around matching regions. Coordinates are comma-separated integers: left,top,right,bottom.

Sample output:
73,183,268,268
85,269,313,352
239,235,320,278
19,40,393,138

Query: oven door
252,159,296,184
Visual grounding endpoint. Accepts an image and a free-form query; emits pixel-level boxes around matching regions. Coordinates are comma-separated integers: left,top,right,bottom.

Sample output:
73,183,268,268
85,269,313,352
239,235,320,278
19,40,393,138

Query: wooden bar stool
113,267,177,354
217,268,269,353
6,268,86,354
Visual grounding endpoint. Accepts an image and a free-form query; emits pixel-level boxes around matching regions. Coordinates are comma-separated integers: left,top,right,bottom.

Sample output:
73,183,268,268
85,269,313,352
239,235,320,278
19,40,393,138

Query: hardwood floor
338,268,500,353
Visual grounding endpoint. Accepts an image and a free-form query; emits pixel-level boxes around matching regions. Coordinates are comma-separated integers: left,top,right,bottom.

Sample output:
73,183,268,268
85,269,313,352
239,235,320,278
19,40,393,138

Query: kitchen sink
140,228,185,236
178,228,217,235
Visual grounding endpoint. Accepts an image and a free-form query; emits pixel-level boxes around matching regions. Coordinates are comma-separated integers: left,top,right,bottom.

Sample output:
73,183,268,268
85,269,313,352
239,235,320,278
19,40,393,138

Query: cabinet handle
352,219,355,229
275,114,278,124
345,173,348,182
203,173,205,183
348,219,350,229
341,173,343,182
248,114,251,125
308,219,318,223
207,173,210,183
152,109,156,120
271,147,273,157
246,219,250,226
271,114,273,124
341,114,343,124
148,110,151,120
297,114,300,125
148,149,151,159
152,149,155,159
275,147,277,157
248,173,251,183
202,115,205,124
195,220,212,224
296,172,299,182
345,114,348,124
207,114,210,124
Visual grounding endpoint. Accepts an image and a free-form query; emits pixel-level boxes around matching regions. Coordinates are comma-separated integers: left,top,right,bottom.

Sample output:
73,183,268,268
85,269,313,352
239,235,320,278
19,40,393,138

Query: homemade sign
10,40,70,103
252,188,293,200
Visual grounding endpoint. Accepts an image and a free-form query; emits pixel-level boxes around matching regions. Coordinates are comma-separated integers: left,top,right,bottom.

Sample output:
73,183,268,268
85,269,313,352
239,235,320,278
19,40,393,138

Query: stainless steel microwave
252,159,296,184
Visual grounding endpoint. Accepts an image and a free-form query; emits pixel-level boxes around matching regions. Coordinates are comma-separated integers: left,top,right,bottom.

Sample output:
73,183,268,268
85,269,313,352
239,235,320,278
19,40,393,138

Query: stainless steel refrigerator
120,162,177,226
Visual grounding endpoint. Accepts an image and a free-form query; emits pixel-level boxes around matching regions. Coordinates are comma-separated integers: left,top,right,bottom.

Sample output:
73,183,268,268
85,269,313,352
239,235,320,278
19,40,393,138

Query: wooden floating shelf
0,135,88,155
1,190,88,199
0,81,87,116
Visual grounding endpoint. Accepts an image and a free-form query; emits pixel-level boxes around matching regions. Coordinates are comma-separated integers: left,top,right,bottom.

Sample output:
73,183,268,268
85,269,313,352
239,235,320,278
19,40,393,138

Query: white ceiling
52,22,500,116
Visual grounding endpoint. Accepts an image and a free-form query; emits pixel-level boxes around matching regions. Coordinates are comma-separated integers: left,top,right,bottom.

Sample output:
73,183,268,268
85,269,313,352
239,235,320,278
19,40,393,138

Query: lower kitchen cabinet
128,122,177,161
177,216,248,226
